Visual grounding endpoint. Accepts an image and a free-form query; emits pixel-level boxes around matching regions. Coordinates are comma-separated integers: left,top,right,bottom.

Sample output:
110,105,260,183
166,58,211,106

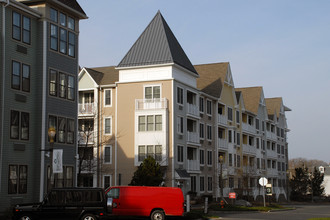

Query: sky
77,0,330,163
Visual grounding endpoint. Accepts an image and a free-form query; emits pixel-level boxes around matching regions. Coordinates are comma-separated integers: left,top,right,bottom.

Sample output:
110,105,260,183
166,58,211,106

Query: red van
105,186,184,220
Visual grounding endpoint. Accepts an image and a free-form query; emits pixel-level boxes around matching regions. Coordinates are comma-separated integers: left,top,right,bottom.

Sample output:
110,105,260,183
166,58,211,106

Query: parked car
105,186,185,220
13,188,108,220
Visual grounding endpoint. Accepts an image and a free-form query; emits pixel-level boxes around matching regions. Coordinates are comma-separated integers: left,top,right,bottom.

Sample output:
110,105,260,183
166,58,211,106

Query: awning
175,169,190,180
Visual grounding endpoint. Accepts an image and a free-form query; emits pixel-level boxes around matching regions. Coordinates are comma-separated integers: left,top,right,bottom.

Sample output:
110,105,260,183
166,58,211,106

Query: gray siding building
0,0,86,213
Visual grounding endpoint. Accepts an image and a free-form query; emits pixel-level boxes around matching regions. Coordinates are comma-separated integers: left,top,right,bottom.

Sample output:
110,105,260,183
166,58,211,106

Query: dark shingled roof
195,62,229,98
57,0,86,16
85,66,119,86
117,11,198,75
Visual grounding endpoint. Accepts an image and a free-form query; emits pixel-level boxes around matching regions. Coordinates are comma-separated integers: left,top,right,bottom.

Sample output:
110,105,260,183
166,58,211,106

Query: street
212,204,330,220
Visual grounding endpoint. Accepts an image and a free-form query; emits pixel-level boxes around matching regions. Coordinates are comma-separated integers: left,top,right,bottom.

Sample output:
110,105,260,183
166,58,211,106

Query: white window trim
206,124,212,141
176,86,184,106
103,175,112,189
104,145,112,164
177,145,184,164
206,99,212,116
104,89,112,107
199,175,205,193
199,122,205,140
207,150,212,167
207,176,213,193
199,149,205,166
177,115,184,135
143,84,162,100
104,116,112,135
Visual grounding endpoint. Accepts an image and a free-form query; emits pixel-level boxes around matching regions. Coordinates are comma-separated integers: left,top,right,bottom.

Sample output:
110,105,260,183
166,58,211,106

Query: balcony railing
78,131,95,145
242,144,256,155
266,131,277,140
187,159,200,172
135,98,167,110
218,138,228,149
218,114,227,125
187,131,199,143
79,103,96,115
186,103,199,117
242,122,256,134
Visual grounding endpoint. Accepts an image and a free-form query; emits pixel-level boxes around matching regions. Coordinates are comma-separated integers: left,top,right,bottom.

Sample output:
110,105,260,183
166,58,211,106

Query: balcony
266,131,277,140
79,103,96,115
187,159,200,172
218,114,227,125
135,98,167,110
187,131,199,144
186,103,199,118
78,131,95,145
218,138,228,150
242,144,256,155
242,122,256,134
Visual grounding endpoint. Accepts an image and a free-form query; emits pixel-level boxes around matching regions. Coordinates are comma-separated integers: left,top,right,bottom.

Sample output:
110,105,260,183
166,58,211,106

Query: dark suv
13,188,108,220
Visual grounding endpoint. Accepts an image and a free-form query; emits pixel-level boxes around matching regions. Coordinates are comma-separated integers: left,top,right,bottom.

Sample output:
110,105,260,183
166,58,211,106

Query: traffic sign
259,177,268,186
266,184,272,196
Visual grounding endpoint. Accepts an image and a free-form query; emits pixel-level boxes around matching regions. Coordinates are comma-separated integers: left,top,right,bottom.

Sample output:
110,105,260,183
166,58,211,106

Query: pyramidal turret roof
117,11,198,75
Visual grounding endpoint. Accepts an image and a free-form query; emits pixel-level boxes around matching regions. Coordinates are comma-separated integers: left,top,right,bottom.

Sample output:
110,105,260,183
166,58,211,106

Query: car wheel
18,215,33,220
81,214,97,220
150,209,165,220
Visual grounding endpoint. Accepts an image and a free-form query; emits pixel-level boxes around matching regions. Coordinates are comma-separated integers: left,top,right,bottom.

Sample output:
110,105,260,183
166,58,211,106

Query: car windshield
107,188,119,199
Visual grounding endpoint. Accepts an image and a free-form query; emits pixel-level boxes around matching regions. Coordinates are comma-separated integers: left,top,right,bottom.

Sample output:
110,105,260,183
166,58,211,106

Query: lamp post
48,127,56,190
219,155,224,200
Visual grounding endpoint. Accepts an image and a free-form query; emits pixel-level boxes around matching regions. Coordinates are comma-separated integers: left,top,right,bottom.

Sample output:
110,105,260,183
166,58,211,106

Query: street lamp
48,127,56,190
219,155,224,200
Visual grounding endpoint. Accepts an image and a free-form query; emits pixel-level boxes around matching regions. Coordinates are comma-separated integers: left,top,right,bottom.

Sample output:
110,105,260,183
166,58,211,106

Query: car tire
150,209,165,220
81,213,97,220
18,214,33,220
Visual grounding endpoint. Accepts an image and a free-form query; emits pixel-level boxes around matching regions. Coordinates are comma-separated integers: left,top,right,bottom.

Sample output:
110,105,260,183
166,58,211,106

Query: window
138,145,162,162
200,176,205,192
67,76,74,100
145,85,160,99
229,177,234,188
177,116,183,134
206,100,212,115
138,116,145,131
139,115,162,132
177,145,183,163
177,87,183,105
236,132,241,145
229,154,232,166
227,107,233,121
138,145,146,162
58,117,66,143
67,119,74,144
104,90,111,106
256,118,260,130
207,125,212,140
104,145,112,164
47,166,73,190
49,70,57,96
104,175,111,189
12,61,30,92
207,151,212,166
8,165,27,194
236,111,240,123
237,155,241,167
50,8,76,57
10,110,29,140
228,130,232,143
50,24,58,50
104,117,112,135
12,12,31,44
257,158,260,169
199,97,204,113
49,70,75,101
59,73,66,98
200,149,205,165
48,115,74,144
199,123,204,139
207,177,212,192
191,176,197,192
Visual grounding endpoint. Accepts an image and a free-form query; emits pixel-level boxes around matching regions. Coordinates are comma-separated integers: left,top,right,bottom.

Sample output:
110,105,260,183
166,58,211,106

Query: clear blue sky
78,0,330,163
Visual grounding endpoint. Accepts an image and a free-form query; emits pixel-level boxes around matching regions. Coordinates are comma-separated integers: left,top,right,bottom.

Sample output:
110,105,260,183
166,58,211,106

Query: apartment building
78,11,290,201
0,0,86,213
